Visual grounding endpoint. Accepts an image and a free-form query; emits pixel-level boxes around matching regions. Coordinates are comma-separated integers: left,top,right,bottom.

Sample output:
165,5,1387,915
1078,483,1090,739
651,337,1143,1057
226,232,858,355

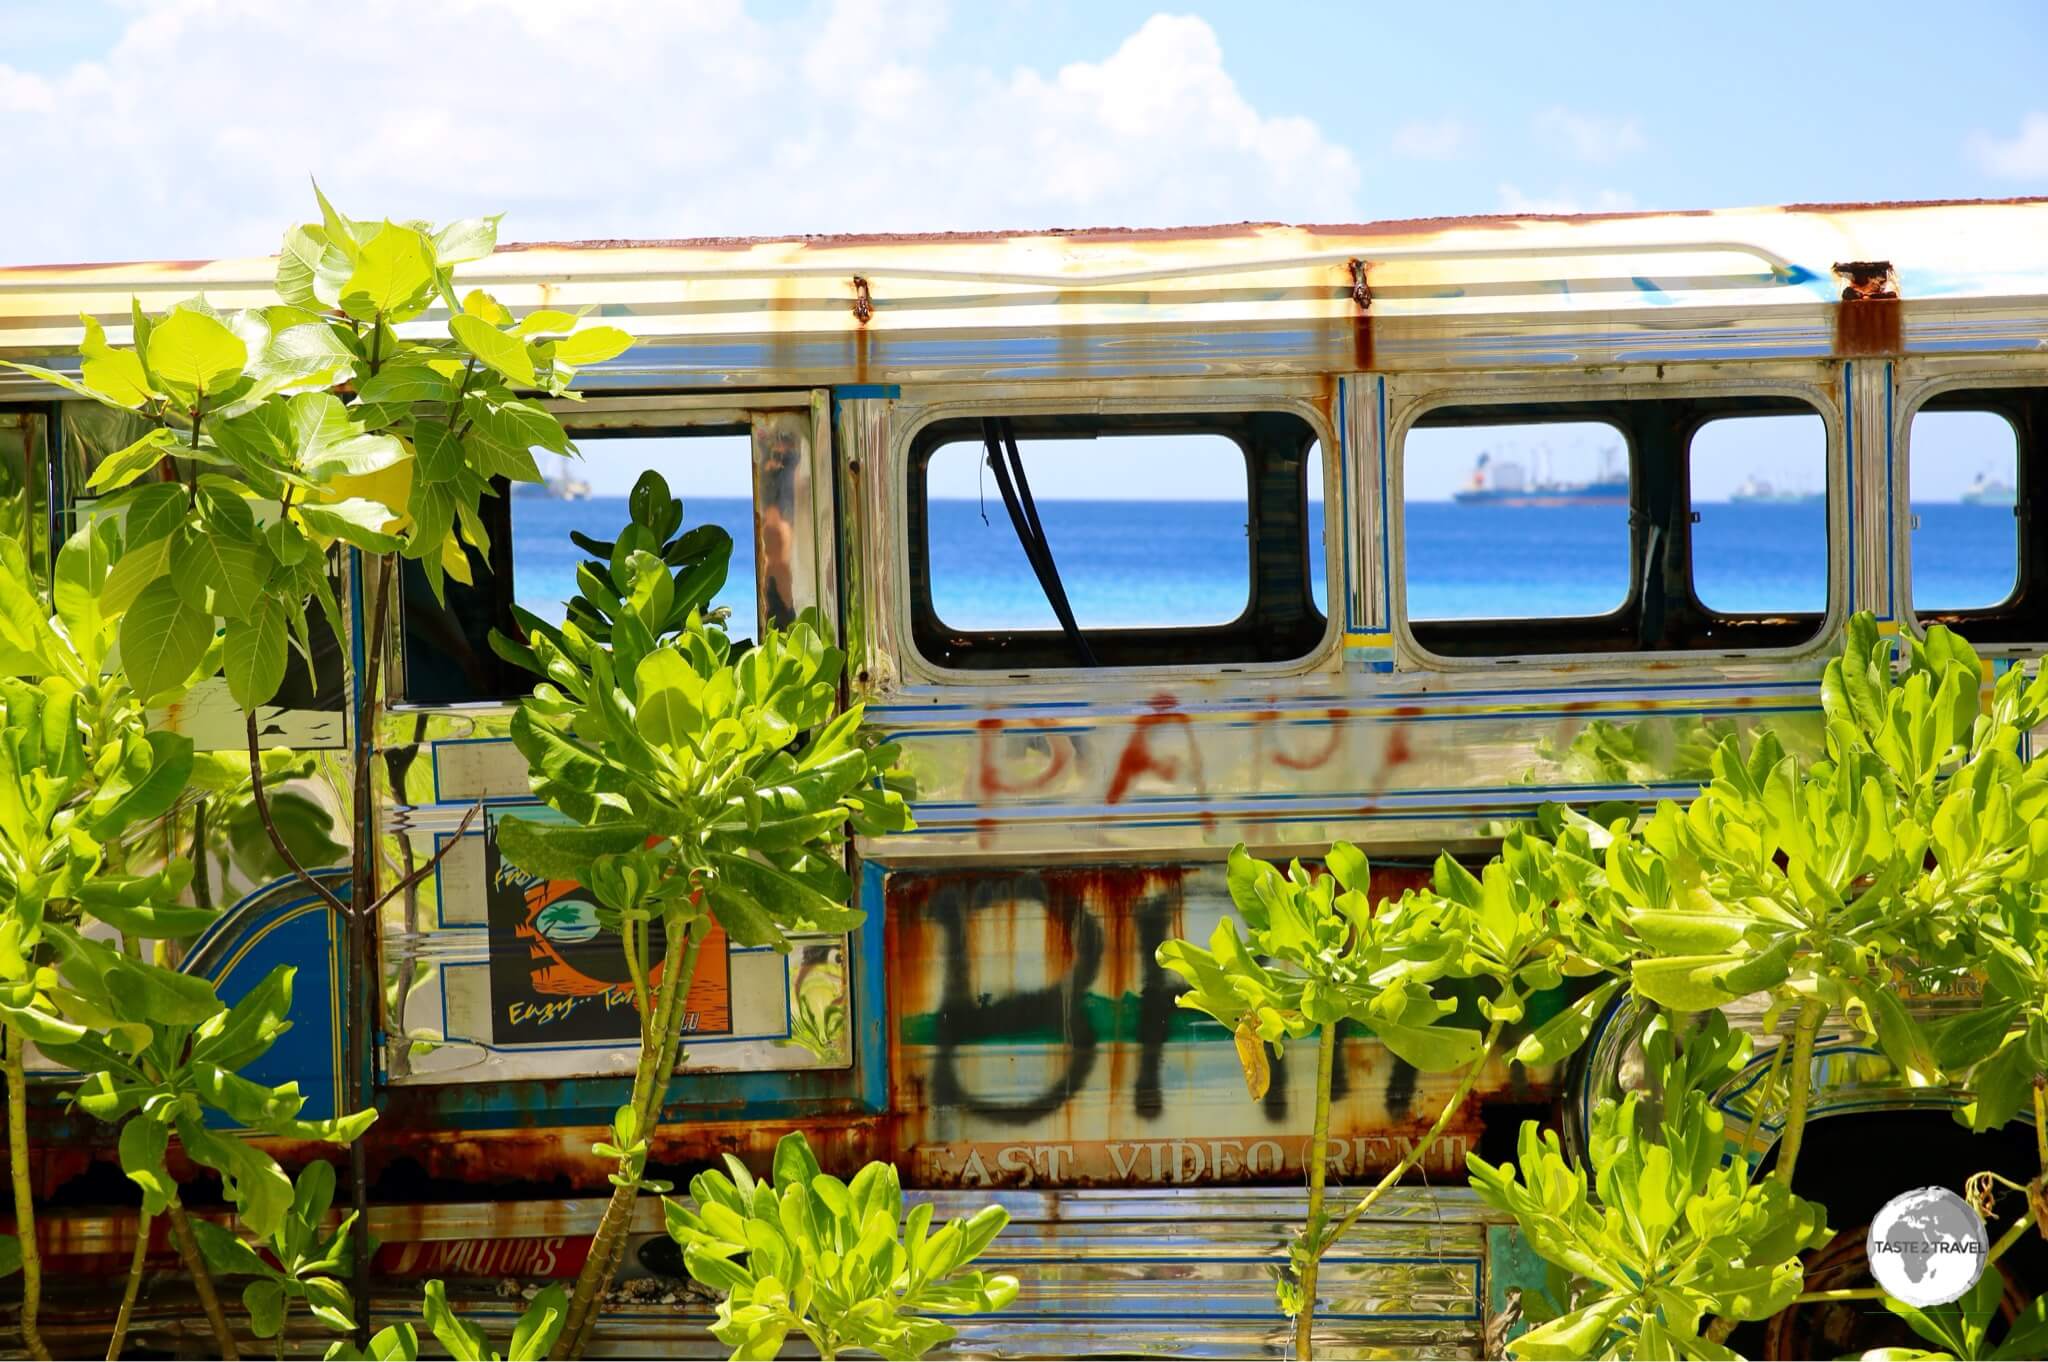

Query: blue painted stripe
1844,360,1857,611
1376,376,1393,628
865,676,1825,716
1338,378,1356,631
1885,361,1896,617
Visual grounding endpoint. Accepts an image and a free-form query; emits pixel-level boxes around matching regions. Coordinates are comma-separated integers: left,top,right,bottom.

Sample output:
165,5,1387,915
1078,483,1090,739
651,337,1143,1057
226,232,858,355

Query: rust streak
1832,259,1902,357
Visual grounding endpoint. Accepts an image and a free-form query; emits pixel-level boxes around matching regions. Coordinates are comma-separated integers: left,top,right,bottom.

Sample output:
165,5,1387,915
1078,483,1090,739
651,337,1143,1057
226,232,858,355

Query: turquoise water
511,496,2019,630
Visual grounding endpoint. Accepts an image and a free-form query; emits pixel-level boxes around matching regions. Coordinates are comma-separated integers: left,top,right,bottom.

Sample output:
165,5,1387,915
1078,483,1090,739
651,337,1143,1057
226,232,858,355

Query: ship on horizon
513,454,592,501
1961,469,2018,506
1728,473,1821,505
1452,448,1627,506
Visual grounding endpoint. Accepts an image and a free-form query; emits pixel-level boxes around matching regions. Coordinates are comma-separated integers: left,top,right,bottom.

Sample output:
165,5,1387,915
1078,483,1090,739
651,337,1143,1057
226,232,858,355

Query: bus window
1398,394,1829,658
1689,413,1828,616
509,435,758,632
1402,419,1631,621
1911,409,2020,614
398,430,759,705
908,410,1326,672
924,432,1249,631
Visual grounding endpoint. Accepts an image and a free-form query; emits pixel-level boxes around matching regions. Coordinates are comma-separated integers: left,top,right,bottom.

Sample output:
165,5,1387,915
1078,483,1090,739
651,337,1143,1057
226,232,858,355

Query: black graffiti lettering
917,871,1464,1131
1133,890,1178,1120
929,877,1105,1125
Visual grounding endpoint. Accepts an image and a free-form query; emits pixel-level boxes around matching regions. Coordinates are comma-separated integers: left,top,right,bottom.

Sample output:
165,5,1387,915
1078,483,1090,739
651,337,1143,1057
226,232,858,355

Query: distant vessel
1453,448,1627,506
1961,471,2017,506
515,455,592,501
1729,474,1821,505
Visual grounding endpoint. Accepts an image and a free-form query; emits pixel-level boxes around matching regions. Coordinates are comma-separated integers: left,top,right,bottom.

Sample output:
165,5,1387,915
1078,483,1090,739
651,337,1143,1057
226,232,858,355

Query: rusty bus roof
5,197,2048,388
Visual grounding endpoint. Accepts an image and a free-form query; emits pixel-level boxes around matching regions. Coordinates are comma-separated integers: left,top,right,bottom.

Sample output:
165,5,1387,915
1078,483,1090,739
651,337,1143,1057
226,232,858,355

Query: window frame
392,392,835,709
1387,376,1845,671
888,393,1341,685
1683,409,1835,621
918,426,1260,637
1898,375,2044,644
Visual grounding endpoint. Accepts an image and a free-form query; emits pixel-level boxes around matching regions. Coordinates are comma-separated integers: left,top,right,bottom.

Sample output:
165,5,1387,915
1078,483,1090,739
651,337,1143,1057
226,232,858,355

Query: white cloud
1497,184,1639,215
1533,107,1645,164
1389,118,1468,160
1970,112,2048,179
0,2,1360,265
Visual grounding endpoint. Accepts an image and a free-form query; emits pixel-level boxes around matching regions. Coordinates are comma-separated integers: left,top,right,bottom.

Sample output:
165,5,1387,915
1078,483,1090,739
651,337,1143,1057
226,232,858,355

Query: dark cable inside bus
981,418,1097,666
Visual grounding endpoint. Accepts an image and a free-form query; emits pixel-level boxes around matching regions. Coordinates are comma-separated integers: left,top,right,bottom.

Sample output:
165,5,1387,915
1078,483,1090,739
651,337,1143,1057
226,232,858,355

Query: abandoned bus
4,197,2048,1356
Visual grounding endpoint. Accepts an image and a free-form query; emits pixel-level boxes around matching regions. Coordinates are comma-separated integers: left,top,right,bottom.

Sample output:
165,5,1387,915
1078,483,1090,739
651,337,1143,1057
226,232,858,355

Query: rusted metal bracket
851,275,873,324
1833,260,1898,302
1346,259,1374,370
1831,259,1901,356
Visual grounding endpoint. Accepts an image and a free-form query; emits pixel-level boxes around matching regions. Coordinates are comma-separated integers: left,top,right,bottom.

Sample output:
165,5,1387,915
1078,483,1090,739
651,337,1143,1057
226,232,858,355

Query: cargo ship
1452,449,1628,506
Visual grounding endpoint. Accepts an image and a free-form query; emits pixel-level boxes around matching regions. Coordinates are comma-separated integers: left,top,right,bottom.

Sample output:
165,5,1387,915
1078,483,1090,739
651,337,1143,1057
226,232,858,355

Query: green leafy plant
190,1159,362,1346
1471,1013,1832,1359
0,189,620,1355
319,1279,568,1362
489,474,911,1355
1862,1274,2048,1360
1469,613,2048,1354
1155,831,1628,1358
666,1132,1016,1360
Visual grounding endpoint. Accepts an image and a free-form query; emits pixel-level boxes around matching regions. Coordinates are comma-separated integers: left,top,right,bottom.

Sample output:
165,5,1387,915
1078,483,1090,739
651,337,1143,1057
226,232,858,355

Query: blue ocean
511,497,2019,630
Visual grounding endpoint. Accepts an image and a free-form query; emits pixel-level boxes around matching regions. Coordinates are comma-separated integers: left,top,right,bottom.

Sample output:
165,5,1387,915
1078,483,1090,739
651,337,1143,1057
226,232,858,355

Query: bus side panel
881,860,1566,1190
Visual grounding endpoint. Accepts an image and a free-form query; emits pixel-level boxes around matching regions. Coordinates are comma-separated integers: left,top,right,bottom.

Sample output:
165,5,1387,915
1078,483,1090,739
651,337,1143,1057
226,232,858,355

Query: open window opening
908,410,1327,671
1910,391,2041,642
399,430,758,704
1399,395,1831,659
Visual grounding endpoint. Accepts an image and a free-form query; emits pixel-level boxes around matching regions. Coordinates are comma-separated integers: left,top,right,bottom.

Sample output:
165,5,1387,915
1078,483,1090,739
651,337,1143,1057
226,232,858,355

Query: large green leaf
434,214,502,267
172,526,268,619
148,308,247,397
224,596,290,710
178,1114,295,1239
277,224,352,311
496,817,651,883
1370,1017,1486,1072
87,729,195,835
118,1117,177,1215
99,533,173,619
339,223,436,322
450,313,536,385
85,426,178,492
552,326,634,367
287,392,406,479
119,575,214,702
78,315,155,407
423,1280,494,1362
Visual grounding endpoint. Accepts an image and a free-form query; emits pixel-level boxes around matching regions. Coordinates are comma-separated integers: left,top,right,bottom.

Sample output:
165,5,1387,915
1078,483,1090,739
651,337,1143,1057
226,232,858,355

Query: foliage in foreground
1470,1014,1831,1359
0,186,628,1359
1166,613,2048,1360
490,476,914,1353
666,1132,1016,1361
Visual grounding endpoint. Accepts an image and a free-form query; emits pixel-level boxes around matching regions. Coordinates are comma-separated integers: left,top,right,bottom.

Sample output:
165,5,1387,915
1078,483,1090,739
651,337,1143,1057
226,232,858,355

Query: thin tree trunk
1293,1026,1336,1361
166,1204,239,1359
5,1028,51,1361
557,921,706,1358
347,553,394,1345
1322,1019,1505,1253
105,1209,151,1360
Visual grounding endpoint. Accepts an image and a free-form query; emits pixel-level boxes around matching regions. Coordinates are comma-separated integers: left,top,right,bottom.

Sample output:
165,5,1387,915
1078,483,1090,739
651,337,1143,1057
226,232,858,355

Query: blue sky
3,1,2044,499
